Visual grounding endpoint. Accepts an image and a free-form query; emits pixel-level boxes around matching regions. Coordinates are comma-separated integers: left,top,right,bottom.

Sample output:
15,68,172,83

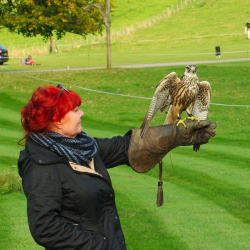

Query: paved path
1,58,250,74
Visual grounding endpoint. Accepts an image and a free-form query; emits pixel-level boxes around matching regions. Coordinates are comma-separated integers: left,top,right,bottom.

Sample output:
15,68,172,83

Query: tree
0,0,106,53
84,0,111,69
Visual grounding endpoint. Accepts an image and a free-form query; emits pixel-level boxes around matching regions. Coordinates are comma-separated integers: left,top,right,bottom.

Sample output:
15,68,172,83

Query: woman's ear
48,120,62,133
54,120,63,129
54,120,62,128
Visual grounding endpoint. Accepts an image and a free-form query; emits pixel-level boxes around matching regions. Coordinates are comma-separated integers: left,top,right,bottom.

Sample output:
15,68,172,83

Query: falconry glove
128,120,216,173
128,120,216,206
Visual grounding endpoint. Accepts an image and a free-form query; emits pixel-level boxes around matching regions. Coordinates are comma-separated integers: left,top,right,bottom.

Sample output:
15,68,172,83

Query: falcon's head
185,65,197,75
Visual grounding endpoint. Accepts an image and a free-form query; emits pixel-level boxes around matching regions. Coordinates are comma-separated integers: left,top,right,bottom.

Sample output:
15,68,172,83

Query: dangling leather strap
156,160,164,206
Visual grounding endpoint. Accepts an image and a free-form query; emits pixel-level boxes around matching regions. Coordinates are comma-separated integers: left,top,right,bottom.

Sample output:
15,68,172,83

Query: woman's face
60,107,84,138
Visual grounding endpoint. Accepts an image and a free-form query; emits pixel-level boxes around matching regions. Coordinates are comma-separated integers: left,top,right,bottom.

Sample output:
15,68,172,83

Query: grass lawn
0,61,250,249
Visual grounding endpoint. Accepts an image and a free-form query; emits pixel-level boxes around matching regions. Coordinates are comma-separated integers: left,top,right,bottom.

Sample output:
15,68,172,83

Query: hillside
1,0,250,67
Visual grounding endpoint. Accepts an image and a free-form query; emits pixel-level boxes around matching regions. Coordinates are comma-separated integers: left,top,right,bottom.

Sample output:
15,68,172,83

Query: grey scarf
30,131,98,166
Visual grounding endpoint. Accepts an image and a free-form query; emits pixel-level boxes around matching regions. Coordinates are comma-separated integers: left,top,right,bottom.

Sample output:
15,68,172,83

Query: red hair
21,85,81,140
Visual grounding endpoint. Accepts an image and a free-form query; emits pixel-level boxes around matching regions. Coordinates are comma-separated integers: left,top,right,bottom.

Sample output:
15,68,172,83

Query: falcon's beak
191,66,197,73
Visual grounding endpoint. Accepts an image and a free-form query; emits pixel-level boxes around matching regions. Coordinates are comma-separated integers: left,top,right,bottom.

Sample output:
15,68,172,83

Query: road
1,58,250,74
0,58,250,74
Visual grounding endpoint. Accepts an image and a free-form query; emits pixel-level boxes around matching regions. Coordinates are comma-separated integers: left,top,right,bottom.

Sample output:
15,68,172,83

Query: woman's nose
79,109,84,117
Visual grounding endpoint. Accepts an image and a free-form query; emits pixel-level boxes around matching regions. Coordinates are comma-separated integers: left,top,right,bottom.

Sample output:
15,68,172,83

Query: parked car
0,44,9,65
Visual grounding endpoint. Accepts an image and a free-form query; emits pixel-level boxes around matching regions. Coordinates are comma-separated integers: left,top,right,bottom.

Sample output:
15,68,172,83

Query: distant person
245,22,250,39
25,55,35,66
17,85,216,250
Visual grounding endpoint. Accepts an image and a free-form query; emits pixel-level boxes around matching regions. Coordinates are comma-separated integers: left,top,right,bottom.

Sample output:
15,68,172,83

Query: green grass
110,0,182,29
0,193,40,250
1,0,250,71
0,62,250,249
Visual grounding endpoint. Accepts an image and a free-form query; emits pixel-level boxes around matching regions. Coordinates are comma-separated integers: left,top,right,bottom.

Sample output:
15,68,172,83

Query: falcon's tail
140,118,150,138
163,105,173,125
140,96,159,138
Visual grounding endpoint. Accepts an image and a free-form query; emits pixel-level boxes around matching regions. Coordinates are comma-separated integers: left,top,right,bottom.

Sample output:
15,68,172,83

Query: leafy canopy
0,0,106,40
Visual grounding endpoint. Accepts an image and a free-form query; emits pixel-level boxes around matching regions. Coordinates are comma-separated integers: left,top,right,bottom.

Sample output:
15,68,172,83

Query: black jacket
18,132,132,250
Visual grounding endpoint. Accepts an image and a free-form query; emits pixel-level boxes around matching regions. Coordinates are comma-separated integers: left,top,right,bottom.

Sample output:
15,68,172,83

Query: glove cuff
128,125,176,173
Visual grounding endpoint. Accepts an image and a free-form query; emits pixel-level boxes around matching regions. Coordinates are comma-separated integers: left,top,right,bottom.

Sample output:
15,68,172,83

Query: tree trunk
106,25,111,69
49,34,53,53
105,0,111,69
84,1,111,68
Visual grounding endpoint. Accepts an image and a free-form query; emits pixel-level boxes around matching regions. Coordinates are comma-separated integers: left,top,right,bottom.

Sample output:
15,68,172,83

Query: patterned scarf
30,131,98,166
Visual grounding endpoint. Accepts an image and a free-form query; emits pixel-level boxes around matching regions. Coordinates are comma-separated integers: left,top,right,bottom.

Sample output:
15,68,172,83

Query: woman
18,85,216,250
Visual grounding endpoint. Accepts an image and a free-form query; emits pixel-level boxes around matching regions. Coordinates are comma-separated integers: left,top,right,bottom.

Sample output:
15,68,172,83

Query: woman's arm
94,131,132,168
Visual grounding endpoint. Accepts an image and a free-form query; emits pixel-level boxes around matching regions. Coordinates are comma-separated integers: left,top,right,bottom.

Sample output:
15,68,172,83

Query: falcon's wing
140,72,179,138
192,81,211,120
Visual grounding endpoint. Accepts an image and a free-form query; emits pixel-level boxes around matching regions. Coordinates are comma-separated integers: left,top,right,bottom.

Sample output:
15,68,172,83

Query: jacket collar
68,161,103,177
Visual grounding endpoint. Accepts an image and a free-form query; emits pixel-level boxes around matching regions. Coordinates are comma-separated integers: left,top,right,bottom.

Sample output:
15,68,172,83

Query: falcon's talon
187,116,200,123
176,119,187,128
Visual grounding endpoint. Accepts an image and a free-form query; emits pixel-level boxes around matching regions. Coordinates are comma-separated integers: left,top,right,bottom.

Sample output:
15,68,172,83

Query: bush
0,168,23,194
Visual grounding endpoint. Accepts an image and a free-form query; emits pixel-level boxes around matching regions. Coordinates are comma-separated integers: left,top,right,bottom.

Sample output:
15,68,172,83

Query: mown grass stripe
175,142,250,160
0,97,24,114
110,166,250,250
170,145,250,170
0,117,21,131
165,166,250,224
110,168,193,250
0,144,20,161
0,193,42,250
165,152,250,190
169,146,249,172
0,127,23,139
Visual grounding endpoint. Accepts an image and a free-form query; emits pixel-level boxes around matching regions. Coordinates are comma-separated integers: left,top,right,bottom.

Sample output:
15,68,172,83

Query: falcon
140,65,211,151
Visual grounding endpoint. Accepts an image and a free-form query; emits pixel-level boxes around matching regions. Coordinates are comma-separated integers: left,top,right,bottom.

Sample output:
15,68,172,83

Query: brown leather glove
128,120,216,173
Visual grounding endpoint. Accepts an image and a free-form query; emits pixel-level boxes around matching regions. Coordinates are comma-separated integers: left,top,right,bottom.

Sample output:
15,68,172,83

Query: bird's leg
176,115,187,128
186,105,200,123
187,113,200,123
186,114,201,152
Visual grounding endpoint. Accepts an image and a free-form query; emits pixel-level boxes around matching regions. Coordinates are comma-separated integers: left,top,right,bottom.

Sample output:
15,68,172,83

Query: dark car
0,44,9,65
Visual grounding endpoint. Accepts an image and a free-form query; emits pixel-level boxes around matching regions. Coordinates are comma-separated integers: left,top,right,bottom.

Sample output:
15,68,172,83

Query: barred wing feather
192,81,211,120
140,72,179,138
